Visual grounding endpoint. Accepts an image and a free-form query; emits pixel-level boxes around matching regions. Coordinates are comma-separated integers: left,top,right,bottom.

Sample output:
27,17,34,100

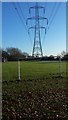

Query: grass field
2,61,68,120
2,61,66,81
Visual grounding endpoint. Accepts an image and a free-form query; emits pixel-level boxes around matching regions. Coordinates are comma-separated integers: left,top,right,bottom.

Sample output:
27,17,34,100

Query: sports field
2,61,68,120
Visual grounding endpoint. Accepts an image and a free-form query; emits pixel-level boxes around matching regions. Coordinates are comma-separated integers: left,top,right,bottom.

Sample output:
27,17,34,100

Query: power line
16,2,32,45
12,2,32,45
27,1,29,9
11,2,62,55
12,2,27,30
26,2,33,44
16,1,32,45
44,0,47,9
42,2,62,45
39,1,48,46
16,2,26,21
47,2,62,32
48,2,57,25
41,1,48,45
26,2,33,45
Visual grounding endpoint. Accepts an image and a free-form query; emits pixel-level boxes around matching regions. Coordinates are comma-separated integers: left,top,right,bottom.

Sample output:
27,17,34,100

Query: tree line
1,47,29,61
0,47,68,61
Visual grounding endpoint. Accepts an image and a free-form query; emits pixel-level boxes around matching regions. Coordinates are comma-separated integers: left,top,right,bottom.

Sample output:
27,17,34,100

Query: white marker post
59,56,61,77
18,60,21,81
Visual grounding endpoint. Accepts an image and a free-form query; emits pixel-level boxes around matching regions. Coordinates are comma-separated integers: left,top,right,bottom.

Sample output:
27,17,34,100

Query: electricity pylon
26,2,48,57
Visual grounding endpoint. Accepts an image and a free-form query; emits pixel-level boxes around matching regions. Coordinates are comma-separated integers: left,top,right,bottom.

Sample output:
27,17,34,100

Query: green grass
2,61,66,81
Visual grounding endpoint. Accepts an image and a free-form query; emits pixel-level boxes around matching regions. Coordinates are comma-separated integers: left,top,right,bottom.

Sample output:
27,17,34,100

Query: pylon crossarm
26,17,48,25
40,27,46,34
28,27,35,34
28,26,46,29
28,27,36,29
41,17,48,25
28,26,46,34
29,6,45,14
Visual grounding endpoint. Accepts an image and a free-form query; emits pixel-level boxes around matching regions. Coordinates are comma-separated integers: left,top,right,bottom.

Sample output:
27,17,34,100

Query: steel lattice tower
26,2,48,57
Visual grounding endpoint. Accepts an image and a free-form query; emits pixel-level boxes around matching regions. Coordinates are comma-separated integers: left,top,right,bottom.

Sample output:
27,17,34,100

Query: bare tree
6,47,28,61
